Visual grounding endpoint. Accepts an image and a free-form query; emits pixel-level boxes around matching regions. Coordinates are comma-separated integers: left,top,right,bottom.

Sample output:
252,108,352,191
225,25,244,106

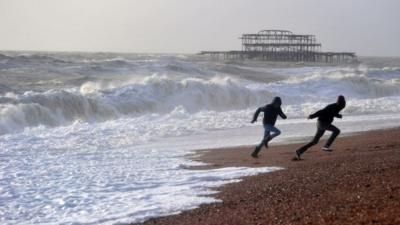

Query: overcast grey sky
0,0,399,56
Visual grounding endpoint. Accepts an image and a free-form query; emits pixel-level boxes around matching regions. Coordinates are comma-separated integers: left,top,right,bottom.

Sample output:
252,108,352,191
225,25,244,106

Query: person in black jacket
251,96,287,158
294,95,346,160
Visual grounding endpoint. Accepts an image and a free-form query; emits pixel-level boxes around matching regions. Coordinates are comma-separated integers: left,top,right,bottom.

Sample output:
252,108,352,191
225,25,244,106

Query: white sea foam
0,120,282,225
1,52,400,224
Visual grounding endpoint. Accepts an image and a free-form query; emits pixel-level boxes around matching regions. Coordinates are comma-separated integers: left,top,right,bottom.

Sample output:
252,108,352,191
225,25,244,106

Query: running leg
323,124,340,148
296,127,325,155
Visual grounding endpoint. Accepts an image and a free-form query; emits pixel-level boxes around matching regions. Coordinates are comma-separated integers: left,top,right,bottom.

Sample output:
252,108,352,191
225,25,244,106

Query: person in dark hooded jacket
251,96,287,158
294,95,346,160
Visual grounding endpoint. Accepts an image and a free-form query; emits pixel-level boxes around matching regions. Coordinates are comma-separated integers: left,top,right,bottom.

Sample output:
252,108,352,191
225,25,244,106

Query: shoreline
135,128,400,225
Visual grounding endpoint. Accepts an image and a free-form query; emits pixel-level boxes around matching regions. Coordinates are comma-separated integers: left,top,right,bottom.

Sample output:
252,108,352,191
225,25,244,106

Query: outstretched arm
251,107,262,123
278,107,287,119
335,113,343,119
308,110,323,119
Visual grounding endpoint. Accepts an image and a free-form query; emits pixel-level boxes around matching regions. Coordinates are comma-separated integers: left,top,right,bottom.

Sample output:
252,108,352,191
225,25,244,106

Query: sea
1,51,399,224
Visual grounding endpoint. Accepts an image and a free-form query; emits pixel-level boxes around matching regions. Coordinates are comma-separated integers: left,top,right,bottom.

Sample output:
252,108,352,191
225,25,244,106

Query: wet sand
135,128,400,225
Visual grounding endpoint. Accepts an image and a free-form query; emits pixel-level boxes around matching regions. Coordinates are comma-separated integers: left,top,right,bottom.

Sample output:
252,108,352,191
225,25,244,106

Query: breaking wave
276,68,400,98
0,75,274,134
0,52,400,135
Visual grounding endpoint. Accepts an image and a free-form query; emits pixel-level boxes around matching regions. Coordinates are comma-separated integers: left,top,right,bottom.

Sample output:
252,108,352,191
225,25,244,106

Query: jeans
296,121,341,155
256,124,281,150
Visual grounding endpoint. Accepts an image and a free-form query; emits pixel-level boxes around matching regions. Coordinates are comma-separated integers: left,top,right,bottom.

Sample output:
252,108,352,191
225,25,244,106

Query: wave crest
0,75,273,134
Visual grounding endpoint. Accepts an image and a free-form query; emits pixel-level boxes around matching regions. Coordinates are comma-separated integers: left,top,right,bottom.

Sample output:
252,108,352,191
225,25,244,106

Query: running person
294,95,346,160
251,97,287,158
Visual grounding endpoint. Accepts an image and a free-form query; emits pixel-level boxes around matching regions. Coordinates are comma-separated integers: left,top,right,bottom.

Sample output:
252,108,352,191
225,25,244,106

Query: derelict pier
200,30,357,63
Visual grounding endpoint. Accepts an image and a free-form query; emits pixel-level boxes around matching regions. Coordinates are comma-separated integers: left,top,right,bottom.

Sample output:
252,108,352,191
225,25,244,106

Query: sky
0,0,399,56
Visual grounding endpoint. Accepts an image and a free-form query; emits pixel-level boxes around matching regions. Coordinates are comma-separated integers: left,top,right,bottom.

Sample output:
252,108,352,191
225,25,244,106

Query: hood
271,96,282,107
337,95,346,109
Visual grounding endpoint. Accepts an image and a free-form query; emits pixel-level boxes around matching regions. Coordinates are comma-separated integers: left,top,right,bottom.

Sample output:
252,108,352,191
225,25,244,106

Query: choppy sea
1,52,399,224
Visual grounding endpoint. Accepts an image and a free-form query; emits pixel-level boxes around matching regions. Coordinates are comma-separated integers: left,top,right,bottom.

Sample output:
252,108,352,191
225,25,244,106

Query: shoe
321,147,333,152
251,147,260,158
251,152,259,158
292,150,301,161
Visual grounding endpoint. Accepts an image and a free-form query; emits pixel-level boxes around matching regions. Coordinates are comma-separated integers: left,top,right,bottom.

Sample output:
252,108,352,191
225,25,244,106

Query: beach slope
136,128,400,225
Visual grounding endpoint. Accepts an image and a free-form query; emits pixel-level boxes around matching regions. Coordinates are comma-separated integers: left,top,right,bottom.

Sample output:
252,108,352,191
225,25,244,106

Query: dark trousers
296,121,341,155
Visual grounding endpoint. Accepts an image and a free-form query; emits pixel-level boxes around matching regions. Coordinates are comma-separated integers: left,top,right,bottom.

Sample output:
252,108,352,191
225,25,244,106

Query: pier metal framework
200,30,357,63
241,30,321,53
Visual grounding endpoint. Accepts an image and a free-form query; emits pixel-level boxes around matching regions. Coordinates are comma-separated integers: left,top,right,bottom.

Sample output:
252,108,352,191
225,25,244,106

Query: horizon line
1,49,399,58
